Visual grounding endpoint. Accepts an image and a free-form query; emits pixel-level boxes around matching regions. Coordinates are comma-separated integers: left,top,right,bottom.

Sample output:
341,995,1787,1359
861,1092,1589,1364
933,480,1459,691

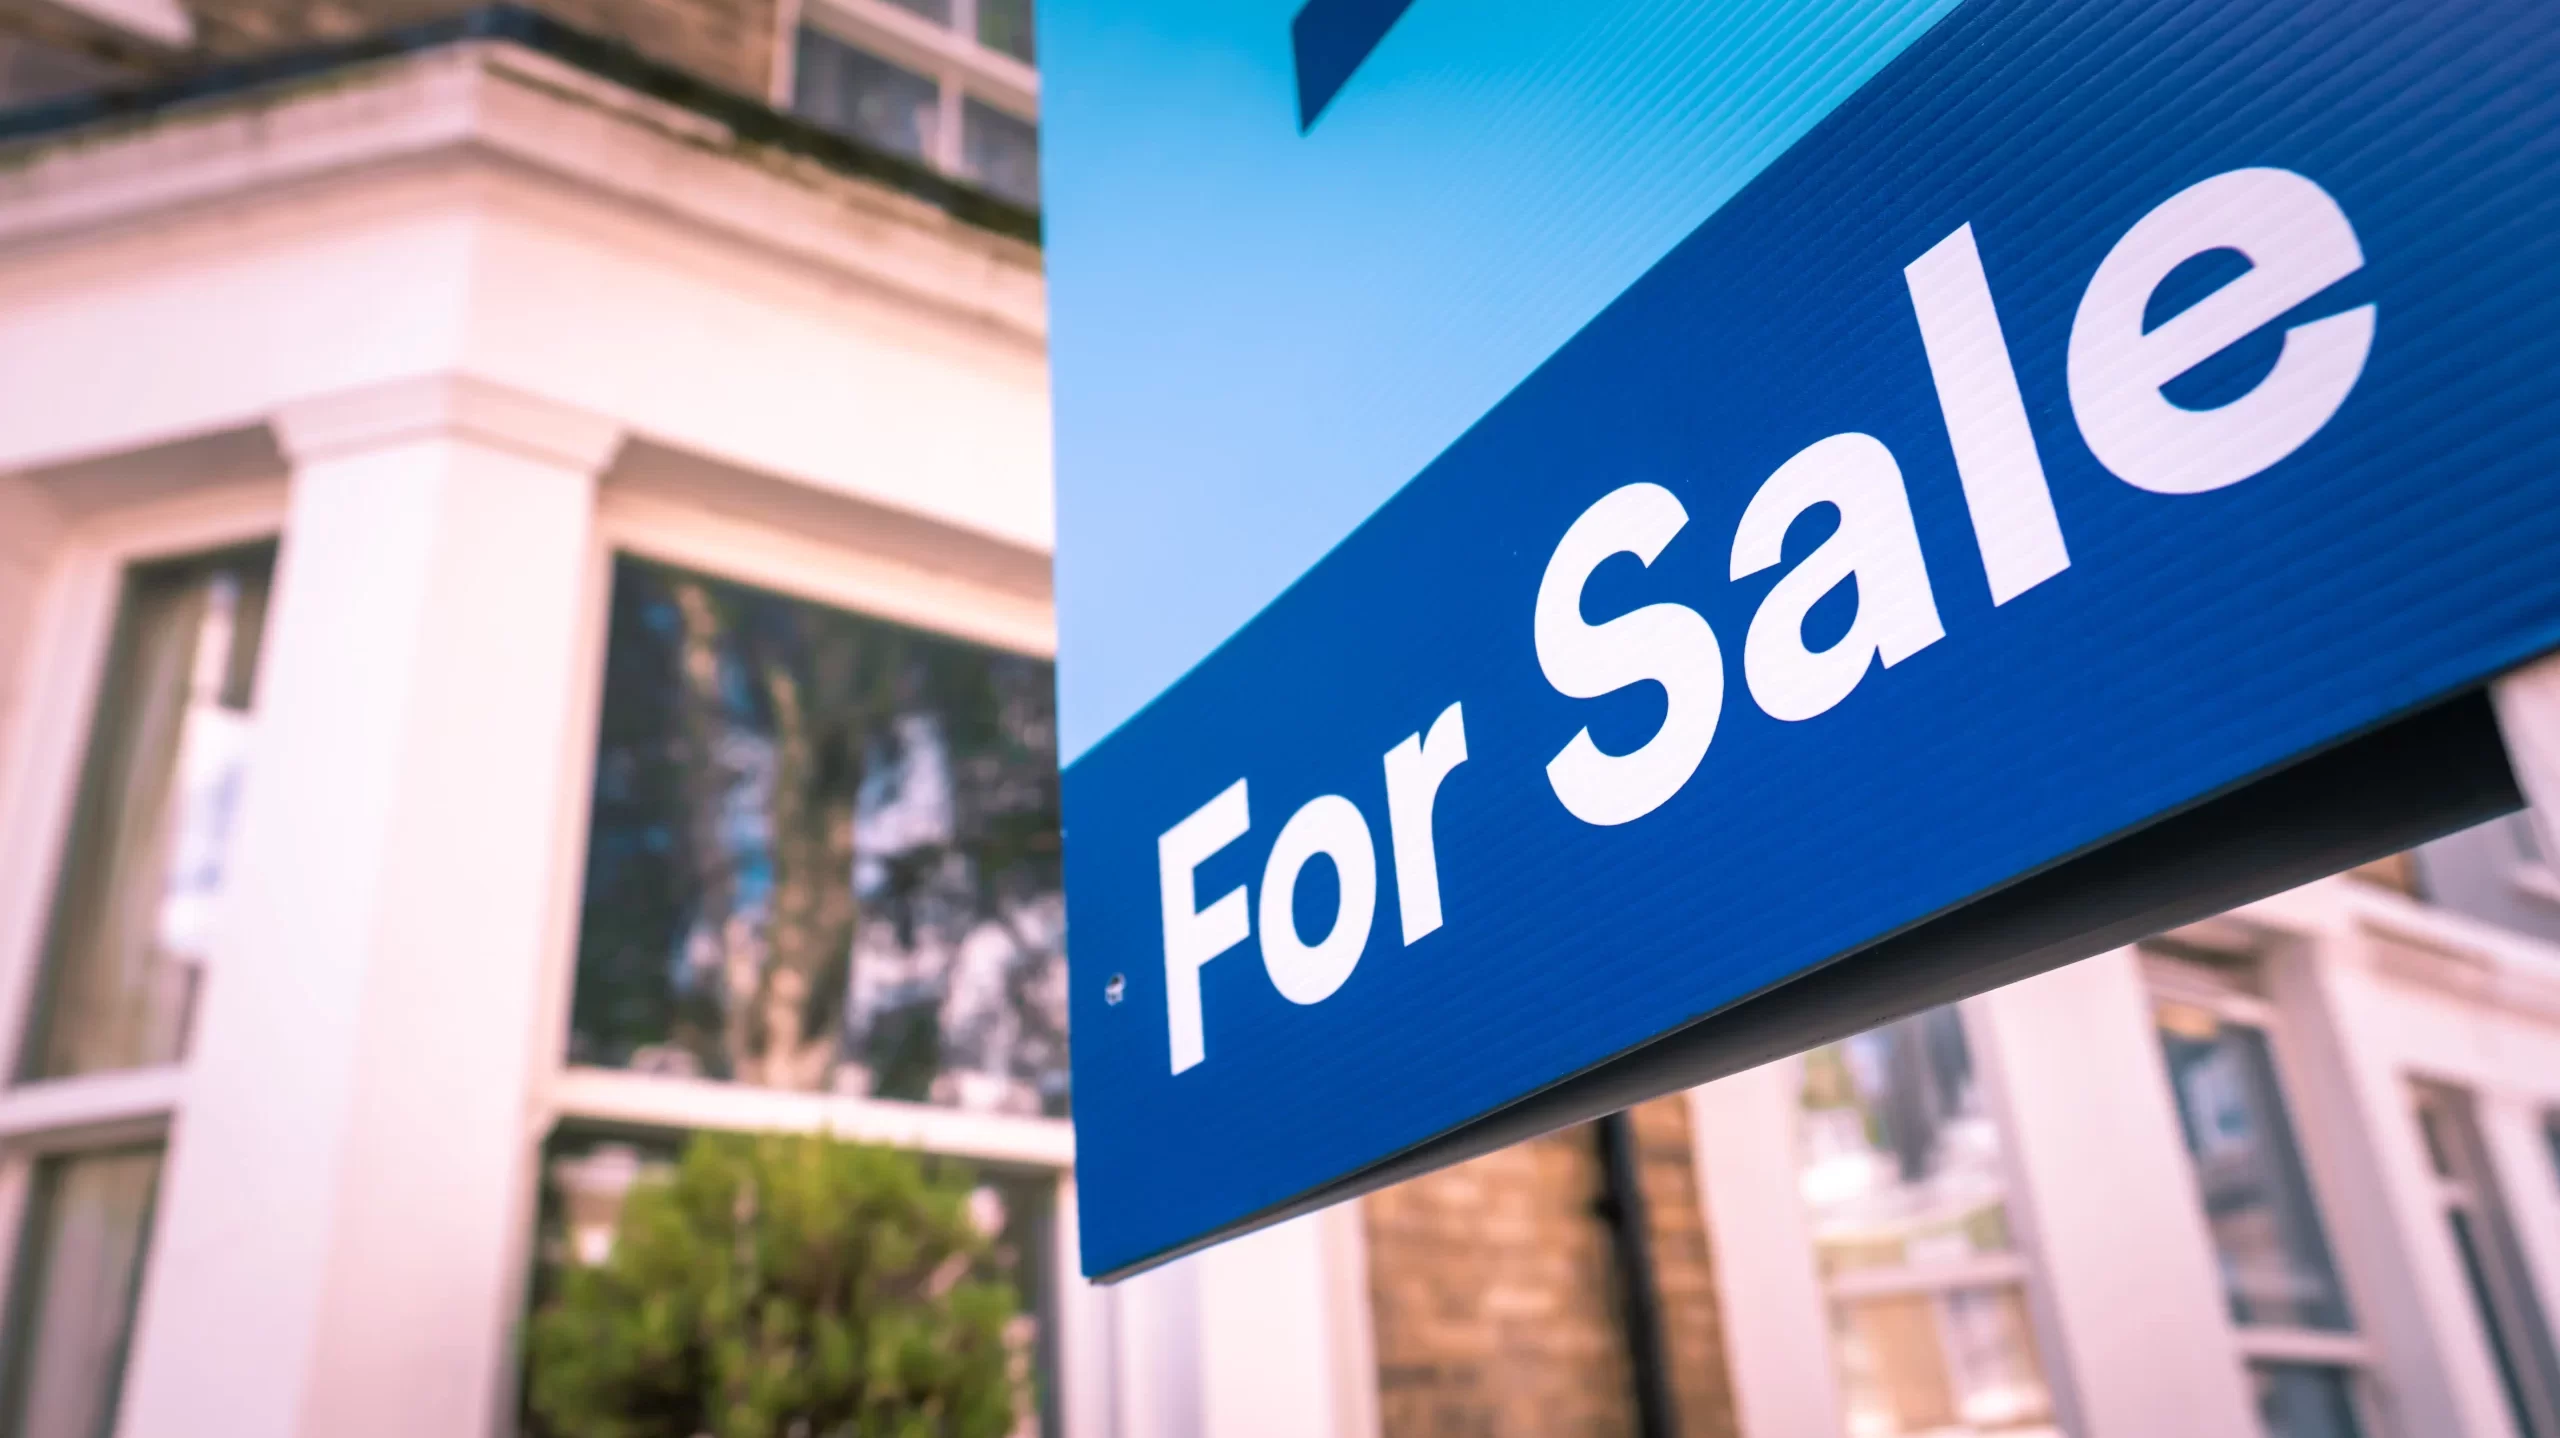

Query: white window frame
0,471,286,1387
2142,941,2388,1430
529,477,1076,1426
1819,1001,2072,1437
785,0,1040,182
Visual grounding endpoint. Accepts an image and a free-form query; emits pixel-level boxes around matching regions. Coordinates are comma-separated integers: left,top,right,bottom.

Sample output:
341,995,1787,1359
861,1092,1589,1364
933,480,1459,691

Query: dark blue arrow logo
1292,0,1419,131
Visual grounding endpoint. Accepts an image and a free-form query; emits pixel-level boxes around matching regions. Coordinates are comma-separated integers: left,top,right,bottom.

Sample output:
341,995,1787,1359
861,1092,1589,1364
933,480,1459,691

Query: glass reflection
2157,1005,2353,1331
1800,1006,2057,1437
793,28,940,164
964,98,1039,208
977,0,1035,62
23,547,272,1081
572,557,1068,1116
1801,1007,2012,1275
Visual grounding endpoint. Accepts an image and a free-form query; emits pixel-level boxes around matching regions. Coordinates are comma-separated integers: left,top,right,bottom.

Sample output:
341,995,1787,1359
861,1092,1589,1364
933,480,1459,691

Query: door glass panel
2156,1006,2354,1331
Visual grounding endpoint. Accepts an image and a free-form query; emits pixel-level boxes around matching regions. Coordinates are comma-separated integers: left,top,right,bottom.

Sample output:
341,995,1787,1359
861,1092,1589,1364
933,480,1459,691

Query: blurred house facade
0,1,2556,1436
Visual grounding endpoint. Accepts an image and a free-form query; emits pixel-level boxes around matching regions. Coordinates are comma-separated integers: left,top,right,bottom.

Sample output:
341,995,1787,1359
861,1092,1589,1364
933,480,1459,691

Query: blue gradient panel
1042,0,1969,760
1292,0,1418,130
1058,0,2560,1276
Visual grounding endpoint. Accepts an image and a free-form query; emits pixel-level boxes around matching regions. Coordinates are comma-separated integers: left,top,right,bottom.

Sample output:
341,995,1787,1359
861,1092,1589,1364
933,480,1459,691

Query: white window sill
0,1066,181,1148
547,1065,1074,1169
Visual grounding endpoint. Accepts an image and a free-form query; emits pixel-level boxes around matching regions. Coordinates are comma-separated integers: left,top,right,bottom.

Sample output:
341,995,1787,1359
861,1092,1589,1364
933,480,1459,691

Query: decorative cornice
273,375,623,472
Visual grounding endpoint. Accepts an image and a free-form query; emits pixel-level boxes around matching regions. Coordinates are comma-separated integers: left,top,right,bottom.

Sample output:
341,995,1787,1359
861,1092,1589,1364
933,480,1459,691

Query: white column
1687,1062,1847,1438
1197,1207,1378,1438
1973,949,2260,1438
1092,1207,1378,1438
2493,654,2560,861
118,377,617,1438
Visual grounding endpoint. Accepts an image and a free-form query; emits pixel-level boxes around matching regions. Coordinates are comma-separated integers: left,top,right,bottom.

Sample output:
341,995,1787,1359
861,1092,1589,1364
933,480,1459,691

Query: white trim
1821,1250,2034,1301
0,1068,181,1147
548,1066,1074,1169
598,482,1054,658
2231,1327,2378,1369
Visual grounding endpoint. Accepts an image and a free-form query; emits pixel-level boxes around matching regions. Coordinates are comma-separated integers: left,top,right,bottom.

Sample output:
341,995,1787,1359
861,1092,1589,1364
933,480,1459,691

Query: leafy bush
525,1131,1024,1438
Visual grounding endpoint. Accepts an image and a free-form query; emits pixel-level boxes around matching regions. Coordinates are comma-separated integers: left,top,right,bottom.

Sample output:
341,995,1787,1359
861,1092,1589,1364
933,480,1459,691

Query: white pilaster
1687,1062,1847,1438
117,376,618,1438
1973,949,2260,1438
1087,1207,1378,1438
2497,653,2560,888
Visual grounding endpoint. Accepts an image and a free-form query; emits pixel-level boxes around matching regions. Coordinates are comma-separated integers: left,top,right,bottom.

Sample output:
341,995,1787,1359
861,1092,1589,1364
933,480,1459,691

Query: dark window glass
2157,1008,2354,1331
793,28,941,165
0,35,127,108
571,556,1067,1116
963,99,1039,207
1801,1006,2056,1435
0,1147,163,1438
23,546,273,1082
2252,1364,2364,1438
977,0,1035,63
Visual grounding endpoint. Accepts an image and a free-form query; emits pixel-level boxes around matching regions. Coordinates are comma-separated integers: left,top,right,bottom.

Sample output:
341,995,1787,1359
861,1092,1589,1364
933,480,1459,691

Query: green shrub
525,1131,1024,1438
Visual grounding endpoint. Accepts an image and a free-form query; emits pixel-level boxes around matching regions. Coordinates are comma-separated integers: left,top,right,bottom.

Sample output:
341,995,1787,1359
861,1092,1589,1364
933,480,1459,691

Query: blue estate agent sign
1040,0,2560,1278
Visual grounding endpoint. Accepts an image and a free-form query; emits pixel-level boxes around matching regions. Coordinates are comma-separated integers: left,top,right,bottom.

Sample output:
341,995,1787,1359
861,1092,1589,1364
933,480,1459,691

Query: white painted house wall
0,41,1376,1438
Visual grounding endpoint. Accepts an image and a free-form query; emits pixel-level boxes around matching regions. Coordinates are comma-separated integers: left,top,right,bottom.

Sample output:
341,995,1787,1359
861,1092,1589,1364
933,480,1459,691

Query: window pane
0,1147,163,1438
2157,1010,2354,1331
793,28,941,165
964,98,1039,207
527,1128,1054,1436
24,546,273,1081
977,0,1035,63
2252,1363,2365,1438
1802,1008,2057,1437
0,35,128,107
571,556,1067,1115
1831,1286,2054,1438
1800,1007,2014,1276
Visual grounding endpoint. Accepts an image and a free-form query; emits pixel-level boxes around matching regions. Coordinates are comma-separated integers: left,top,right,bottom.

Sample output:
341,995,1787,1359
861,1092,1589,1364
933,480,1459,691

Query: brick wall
1364,1095,1739,1438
